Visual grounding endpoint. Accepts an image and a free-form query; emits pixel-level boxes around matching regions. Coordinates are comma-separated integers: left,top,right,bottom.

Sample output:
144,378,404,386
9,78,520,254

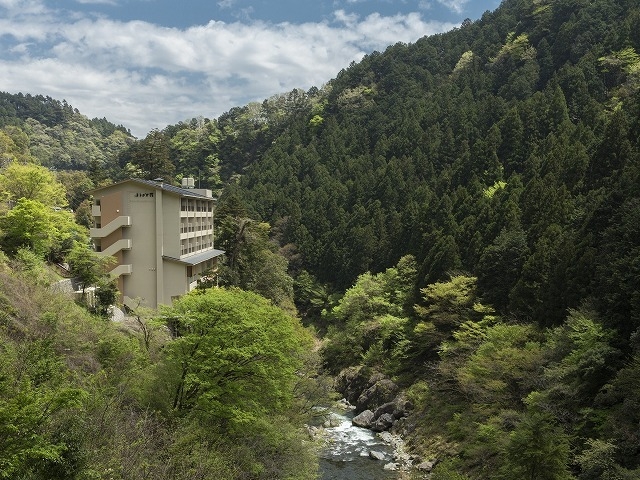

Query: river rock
323,413,342,428
377,431,394,444
384,462,399,470
416,460,437,471
334,398,354,410
392,394,413,418
356,378,399,413
371,412,395,432
352,409,374,428
369,450,386,461
305,425,323,439
334,366,374,405
373,401,395,418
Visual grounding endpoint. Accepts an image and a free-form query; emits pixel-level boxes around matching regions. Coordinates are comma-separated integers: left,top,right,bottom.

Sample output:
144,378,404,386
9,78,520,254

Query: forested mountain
211,0,639,476
227,0,640,317
0,92,134,172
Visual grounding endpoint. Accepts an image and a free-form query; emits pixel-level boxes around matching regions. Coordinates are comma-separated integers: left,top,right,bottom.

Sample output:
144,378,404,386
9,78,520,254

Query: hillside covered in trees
1,0,640,477
216,0,640,476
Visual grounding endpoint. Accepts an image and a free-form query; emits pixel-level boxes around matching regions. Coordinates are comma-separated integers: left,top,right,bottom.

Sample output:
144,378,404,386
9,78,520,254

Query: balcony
98,239,132,257
90,216,131,238
122,296,138,310
109,264,132,277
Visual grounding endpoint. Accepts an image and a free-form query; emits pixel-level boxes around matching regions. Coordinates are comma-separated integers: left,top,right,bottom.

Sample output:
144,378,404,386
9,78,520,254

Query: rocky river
318,409,400,480
314,367,438,479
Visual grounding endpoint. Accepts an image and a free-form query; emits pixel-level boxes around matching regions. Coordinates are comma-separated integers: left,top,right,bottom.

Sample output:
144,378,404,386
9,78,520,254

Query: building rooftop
90,178,215,200
163,249,225,265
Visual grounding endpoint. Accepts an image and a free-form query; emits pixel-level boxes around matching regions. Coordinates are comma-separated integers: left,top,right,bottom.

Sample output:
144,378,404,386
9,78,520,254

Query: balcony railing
98,239,132,257
109,264,132,277
90,216,131,238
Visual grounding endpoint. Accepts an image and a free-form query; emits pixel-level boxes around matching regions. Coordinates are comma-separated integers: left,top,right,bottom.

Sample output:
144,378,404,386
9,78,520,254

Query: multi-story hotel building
89,178,224,309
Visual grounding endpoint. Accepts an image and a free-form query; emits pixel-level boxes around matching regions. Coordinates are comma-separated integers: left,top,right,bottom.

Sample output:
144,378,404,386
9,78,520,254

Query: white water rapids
318,410,400,480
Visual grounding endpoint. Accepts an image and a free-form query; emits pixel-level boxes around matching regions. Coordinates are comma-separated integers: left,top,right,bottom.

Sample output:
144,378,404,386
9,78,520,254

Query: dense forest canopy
2,0,640,477
225,0,640,333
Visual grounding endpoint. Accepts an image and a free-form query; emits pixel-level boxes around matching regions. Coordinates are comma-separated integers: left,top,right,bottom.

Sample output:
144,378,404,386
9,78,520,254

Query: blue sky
0,0,501,137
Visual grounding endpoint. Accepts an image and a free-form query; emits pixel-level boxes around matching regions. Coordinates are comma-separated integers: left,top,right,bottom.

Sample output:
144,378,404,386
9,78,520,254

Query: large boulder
356,378,399,413
371,413,395,432
373,402,395,419
352,409,375,428
391,394,413,419
334,366,374,405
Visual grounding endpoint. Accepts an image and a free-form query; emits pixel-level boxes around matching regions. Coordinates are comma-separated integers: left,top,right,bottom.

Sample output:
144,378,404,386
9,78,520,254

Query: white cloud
75,0,118,5
0,4,456,137
435,0,468,14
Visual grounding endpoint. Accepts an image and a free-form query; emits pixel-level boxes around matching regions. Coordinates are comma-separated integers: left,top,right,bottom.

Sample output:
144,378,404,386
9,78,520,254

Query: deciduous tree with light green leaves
0,162,67,207
156,287,313,431
66,241,115,301
0,198,85,259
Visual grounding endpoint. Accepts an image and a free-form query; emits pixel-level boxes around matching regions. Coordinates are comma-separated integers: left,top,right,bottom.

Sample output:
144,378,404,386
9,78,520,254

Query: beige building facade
90,178,224,309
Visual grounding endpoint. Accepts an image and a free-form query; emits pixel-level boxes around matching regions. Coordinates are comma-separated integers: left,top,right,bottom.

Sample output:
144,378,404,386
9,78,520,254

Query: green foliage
0,162,67,206
0,323,88,479
483,180,506,198
595,353,640,469
457,323,543,407
0,127,31,164
293,269,330,324
543,309,620,406
93,277,119,317
216,212,296,312
452,51,475,74
66,241,114,300
320,256,416,373
170,118,222,189
308,114,324,129
74,199,93,228
431,459,470,480
405,276,493,370
158,287,312,429
56,170,94,210
476,227,529,311
0,198,86,262
490,32,536,64
119,129,175,182
13,248,53,284
0,94,133,174
575,439,623,480
415,276,481,332
500,408,572,480
0,262,319,480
